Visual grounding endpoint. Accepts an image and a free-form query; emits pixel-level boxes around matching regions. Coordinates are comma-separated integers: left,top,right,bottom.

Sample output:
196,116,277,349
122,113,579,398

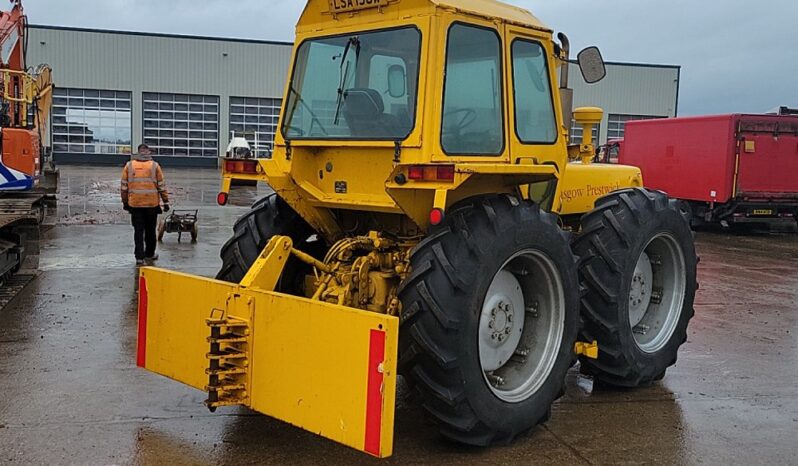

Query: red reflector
224,159,258,174
429,208,444,226
136,276,148,368
217,192,229,206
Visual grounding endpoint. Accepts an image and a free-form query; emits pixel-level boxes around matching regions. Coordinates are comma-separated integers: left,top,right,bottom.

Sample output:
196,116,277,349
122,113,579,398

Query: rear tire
216,193,321,294
572,188,697,387
399,195,579,446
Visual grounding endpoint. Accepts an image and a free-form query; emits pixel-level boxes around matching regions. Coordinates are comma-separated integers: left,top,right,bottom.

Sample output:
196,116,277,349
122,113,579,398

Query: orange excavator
0,0,54,285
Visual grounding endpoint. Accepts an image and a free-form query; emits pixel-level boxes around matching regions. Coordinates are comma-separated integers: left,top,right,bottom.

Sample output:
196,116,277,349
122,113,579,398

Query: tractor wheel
216,193,322,294
191,223,199,243
157,221,166,242
399,195,579,446
572,188,697,387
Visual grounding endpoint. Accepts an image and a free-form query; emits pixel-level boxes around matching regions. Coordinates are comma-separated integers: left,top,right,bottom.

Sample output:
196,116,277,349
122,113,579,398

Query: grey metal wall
569,62,680,143
27,26,293,164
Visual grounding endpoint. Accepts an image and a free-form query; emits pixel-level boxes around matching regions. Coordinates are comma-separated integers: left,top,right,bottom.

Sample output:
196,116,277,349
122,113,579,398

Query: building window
51,88,132,155
143,92,219,157
569,119,599,145
607,114,665,140
229,97,281,157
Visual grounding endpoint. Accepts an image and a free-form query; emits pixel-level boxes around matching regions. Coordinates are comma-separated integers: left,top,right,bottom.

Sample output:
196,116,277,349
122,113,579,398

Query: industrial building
27,25,679,167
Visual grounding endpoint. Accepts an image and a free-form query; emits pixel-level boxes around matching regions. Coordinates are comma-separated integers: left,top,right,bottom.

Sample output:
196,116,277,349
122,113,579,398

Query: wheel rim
479,249,565,403
628,232,687,353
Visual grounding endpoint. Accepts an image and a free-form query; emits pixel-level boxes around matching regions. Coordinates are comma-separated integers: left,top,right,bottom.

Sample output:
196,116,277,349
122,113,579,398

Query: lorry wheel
399,195,579,446
216,193,320,294
572,188,697,387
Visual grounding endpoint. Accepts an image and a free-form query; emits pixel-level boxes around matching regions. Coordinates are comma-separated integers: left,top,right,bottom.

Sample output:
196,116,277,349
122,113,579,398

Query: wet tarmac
1,165,796,465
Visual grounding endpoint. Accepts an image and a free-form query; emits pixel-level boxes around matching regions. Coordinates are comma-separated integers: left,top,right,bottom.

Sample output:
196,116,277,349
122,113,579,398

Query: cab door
431,17,510,163
505,27,568,208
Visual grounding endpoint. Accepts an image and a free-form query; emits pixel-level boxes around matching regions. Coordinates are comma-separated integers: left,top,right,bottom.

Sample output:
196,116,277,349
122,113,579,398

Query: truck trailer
614,114,798,228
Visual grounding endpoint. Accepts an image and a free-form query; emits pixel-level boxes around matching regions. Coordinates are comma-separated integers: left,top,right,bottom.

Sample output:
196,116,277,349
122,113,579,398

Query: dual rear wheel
399,189,696,445
216,188,697,447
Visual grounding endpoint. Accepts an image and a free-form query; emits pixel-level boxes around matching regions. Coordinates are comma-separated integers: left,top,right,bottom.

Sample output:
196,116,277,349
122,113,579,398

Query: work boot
136,259,145,266
145,254,159,265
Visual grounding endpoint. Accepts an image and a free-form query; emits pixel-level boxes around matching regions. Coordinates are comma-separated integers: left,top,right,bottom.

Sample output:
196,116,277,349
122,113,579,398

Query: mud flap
137,267,399,458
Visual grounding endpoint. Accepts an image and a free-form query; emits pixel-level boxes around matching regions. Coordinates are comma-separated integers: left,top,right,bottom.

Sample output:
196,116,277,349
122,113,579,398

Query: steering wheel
444,108,477,133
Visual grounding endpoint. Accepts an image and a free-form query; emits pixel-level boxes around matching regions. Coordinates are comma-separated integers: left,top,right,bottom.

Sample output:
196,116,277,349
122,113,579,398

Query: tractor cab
220,0,637,234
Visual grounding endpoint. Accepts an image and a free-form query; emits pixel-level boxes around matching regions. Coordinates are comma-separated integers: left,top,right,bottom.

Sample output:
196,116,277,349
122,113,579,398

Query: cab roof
431,0,550,31
298,0,551,34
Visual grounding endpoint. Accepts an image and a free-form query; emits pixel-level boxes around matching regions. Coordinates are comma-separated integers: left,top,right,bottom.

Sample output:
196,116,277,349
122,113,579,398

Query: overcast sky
25,0,797,115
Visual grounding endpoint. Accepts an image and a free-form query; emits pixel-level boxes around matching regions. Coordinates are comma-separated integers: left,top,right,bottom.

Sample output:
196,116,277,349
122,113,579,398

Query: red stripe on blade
364,329,386,457
136,276,148,368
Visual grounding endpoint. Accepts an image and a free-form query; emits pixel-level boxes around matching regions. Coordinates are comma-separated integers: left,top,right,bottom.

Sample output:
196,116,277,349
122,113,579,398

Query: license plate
752,209,773,216
329,0,389,14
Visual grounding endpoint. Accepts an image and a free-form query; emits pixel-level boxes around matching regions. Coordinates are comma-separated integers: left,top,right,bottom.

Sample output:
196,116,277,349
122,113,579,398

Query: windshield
282,27,421,141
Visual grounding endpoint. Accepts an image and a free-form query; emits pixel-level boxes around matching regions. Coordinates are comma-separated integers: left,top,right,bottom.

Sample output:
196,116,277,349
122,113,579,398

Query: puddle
40,253,135,271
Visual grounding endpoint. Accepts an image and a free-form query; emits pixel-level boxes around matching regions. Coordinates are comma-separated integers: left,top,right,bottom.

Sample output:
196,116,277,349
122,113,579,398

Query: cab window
282,27,421,140
512,40,557,144
441,23,504,156
369,55,413,135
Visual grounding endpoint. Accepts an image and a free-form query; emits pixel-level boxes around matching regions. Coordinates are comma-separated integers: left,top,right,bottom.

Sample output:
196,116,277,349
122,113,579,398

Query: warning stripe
136,276,148,368
364,329,386,457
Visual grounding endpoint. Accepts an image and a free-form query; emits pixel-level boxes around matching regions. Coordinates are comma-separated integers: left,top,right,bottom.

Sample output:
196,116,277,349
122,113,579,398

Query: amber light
224,159,258,174
406,165,455,182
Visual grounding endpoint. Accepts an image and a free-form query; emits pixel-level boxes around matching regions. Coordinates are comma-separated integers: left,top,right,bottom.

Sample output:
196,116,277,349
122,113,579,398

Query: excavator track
0,273,34,310
0,193,46,308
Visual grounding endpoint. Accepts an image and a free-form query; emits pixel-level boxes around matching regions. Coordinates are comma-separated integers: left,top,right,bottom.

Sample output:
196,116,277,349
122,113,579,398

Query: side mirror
577,47,607,84
387,64,407,98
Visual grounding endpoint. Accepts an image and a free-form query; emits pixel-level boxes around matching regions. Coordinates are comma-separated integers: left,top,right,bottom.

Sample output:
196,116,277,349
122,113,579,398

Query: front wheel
573,188,697,387
399,196,579,445
216,193,322,293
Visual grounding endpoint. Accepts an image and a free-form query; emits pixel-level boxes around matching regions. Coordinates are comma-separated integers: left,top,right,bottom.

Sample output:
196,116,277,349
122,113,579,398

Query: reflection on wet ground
0,166,796,464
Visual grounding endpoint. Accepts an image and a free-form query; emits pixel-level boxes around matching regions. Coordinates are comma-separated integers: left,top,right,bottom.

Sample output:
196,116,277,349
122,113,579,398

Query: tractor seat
342,88,401,138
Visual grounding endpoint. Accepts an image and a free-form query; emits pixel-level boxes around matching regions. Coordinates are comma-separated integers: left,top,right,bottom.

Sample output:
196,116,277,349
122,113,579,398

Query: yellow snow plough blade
136,265,399,458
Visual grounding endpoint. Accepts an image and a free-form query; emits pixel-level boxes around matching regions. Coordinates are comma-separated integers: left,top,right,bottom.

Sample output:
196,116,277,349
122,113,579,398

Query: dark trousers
130,207,160,260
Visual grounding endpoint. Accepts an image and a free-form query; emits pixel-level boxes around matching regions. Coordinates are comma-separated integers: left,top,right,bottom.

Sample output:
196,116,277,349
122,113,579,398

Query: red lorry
611,114,798,228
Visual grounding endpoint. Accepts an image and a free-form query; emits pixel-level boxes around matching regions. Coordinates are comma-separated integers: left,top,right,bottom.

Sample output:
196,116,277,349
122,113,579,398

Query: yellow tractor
138,0,696,458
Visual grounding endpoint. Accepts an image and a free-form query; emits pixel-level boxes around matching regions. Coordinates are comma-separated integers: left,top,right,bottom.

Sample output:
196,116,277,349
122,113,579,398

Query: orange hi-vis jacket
121,159,169,208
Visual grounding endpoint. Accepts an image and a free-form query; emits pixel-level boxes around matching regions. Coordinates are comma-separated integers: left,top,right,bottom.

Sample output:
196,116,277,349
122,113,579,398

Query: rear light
224,159,258,174
217,192,229,206
435,165,455,181
429,208,445,226
408,165,424,180
406,165,456,182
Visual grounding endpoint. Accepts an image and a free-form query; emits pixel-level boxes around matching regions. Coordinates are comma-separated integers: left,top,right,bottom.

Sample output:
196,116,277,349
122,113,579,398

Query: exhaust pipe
557,32,573,135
